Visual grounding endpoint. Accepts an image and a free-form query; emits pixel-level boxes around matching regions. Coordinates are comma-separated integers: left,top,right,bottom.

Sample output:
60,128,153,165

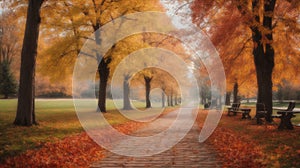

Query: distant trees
275,82,300,101
0,11,19,99
0,60,17,98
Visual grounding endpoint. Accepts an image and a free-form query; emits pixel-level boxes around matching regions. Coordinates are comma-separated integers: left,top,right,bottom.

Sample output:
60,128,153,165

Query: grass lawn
0,98,174,163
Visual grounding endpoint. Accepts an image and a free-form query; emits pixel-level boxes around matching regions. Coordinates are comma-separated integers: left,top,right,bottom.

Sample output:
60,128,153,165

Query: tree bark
170,89,174,106
144,76,152,108
161,89,165,108
167,95,170,106
225,91,231,105
97,58,110,112
123,75,132,110
14,0,44,126
251,0,276,122
233,82,239,103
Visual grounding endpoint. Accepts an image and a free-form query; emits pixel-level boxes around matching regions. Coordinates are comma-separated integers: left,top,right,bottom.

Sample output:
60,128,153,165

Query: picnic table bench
276,110,300,130
272,102,299,130
227,103,251,119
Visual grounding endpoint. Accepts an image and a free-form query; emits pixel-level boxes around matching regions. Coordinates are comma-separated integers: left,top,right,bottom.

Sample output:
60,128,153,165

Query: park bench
272,102,299,130
272,102,295,118
227,103,251,119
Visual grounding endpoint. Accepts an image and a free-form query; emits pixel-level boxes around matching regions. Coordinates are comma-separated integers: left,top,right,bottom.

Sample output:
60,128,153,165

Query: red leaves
207,128,266,168
1,121,144,168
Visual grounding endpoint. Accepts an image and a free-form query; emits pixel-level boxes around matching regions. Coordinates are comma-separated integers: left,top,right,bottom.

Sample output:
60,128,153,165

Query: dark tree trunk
170,90,174,106
251,0,276,122
144,76,152,108
233,82,239,103
277,85,283,103
14,0,44,126
225,92,231,105
162,89,165,108
123,75,132,110
167,95,170,106
174,94,178,106
93,22,112,113
97,58,110,112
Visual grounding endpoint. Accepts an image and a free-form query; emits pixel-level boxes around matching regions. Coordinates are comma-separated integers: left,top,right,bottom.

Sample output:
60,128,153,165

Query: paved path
91,110,220,167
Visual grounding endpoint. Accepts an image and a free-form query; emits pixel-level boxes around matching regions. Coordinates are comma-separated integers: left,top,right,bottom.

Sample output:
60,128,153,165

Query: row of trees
10,0,188,125
191,0,300,121
3,0,299,125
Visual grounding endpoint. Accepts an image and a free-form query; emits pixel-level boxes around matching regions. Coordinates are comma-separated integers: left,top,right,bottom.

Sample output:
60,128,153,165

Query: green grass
0,98,171,163
0,99,81,162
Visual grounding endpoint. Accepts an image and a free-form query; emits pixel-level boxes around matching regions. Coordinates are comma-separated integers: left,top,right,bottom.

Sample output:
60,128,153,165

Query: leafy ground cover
1,99,299,167
198,109,300,167
0,99,175,165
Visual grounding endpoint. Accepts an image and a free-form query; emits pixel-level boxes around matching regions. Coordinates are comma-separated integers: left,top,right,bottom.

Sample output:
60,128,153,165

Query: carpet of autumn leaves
207,127,266,167
198,110,300,168
0,121,145,168
1,109,299,167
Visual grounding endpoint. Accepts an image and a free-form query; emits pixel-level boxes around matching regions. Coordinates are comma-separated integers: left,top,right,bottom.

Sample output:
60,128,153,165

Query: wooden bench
272,102,296,118
227,103,252,119
272,102,298,130
227,103,240,116
277,110,300,130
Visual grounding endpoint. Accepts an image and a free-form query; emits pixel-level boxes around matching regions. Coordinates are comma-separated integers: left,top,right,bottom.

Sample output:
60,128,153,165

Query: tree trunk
97,58,110,112
225,91,231,105
167,95,170,106
162,89,165,108
144,76,152,108
93,22,113,113
170,90,174,106
251,0,276,122
233,82,239,103
14,0,43,126
123,75,132,110
277,85,283,103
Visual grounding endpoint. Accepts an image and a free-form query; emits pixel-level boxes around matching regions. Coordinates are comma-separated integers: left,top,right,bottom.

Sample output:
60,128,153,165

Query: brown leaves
1,121,144,168
207,127,266,168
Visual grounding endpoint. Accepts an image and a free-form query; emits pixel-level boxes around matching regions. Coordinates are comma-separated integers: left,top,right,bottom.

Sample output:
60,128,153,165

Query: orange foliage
197,111,266,167
207,127,266,167
1,121,144,168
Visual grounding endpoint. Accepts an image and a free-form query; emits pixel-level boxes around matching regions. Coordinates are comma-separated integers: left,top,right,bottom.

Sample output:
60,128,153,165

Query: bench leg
242,113,246,119
278,114,294,130
245,113,251,119
256,116,263,125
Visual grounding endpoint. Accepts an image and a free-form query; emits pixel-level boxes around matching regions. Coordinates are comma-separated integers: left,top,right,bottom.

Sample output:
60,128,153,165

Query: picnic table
277,110,300,130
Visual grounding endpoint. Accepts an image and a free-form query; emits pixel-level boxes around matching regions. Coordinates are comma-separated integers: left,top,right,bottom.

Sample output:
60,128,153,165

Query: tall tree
191,0,300,122
144,75,153,108
14,0,44,126
233,81,239,103
40,0,162,112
